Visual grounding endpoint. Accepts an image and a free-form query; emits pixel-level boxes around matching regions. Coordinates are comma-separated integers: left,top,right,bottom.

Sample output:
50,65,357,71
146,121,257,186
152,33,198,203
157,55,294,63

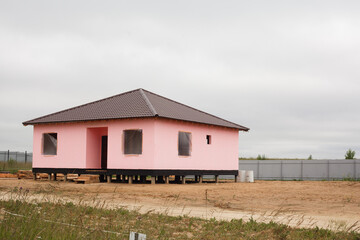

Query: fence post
280,161,283,180
354,160,357,180
7,150,9,161
25,151,27,163
300,160,303,180
327,160,330,181
15,151,18,161
257,161,260,179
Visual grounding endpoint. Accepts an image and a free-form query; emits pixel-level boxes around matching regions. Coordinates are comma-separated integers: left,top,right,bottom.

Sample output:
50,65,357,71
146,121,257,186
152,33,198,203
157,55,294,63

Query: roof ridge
142,89,249,130
23,89,141,126
139,88,158,116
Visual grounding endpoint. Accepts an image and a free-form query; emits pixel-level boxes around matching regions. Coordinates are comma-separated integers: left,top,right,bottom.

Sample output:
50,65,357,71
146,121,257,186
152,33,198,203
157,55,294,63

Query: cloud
0,0,359,158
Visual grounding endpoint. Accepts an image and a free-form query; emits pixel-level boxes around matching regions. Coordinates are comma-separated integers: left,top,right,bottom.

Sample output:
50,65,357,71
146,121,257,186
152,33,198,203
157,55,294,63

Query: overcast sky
1,1,359,159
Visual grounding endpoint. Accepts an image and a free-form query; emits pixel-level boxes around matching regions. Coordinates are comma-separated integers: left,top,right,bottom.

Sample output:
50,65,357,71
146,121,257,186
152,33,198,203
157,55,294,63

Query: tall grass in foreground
0,189,359,239
0,160,32,173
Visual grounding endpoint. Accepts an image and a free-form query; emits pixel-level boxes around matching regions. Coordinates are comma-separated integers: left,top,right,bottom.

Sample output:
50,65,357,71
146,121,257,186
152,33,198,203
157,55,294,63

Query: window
178,132,191,156
206,135,211,145
42,133,57,155
124,129,142,154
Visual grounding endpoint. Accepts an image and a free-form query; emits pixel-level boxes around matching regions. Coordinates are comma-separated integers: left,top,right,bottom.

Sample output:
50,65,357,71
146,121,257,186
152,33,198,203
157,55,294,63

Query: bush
345,149,356,159
257,154,266,160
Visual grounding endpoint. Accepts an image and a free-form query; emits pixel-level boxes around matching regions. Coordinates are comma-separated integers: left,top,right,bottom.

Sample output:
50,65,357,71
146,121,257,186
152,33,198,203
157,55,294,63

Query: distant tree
345,149,356,159
307,155,312,160
257,154,266,160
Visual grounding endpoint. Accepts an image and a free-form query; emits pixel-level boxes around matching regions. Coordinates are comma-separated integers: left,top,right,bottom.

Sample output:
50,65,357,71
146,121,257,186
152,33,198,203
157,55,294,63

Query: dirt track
0,179,359,231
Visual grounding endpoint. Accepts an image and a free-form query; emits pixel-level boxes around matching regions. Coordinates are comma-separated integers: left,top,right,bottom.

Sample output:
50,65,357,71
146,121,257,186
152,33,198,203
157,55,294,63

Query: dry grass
0,187,359,240
0,160,32,174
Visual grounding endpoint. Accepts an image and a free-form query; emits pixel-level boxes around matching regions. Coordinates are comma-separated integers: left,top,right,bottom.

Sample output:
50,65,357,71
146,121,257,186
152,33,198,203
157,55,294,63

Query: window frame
178,131,192,157
42,132,58,156
123,129,143,155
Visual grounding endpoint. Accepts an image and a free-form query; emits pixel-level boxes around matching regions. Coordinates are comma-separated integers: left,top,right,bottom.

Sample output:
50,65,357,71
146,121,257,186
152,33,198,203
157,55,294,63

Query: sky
1,1,359,159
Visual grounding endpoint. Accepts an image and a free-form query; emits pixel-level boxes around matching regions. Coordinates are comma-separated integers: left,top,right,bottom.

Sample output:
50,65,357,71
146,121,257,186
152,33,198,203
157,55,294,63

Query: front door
101,136,108,169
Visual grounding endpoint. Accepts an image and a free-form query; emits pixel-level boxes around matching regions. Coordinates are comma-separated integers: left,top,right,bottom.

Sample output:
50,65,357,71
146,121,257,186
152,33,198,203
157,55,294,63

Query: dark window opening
178,132,191,156
101,136,108,169
124,129,142,155
206,135,211,145
43,133,57,155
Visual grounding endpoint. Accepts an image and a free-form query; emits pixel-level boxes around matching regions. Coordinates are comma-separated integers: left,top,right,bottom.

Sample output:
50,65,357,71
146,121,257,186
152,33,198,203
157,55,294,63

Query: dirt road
0,179,359,232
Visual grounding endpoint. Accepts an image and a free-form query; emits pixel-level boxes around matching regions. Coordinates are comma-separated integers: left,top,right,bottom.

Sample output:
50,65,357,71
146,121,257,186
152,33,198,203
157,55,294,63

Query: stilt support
64,174,68,182
181,176,186,184
165,176,169,184
151,176,156,184
128,176,133,184
48,174,51,181
33,173,37,181
199,175,203,183
107,175,111,183
215,175,219,183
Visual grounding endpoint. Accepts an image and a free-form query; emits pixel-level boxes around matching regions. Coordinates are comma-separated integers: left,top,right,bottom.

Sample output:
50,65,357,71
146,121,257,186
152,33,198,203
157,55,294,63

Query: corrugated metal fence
238,160,360,180
0,151,33,163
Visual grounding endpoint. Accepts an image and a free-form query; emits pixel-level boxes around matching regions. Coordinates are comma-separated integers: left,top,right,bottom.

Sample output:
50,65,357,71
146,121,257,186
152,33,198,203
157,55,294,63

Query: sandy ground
0,179,359,232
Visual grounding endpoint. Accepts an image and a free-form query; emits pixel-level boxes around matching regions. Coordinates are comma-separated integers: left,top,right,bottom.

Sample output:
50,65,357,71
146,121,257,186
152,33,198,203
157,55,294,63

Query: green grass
0,160,32,174
0,190,359,239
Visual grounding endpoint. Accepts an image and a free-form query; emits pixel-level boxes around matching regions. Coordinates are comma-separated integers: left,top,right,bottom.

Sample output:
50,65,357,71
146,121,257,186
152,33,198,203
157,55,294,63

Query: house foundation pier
181,176,186,184
151,176,156,184
107,175,111,183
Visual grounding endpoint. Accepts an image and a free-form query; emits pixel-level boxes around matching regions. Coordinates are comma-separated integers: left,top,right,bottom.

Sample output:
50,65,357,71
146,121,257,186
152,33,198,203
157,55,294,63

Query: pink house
23,89,249,183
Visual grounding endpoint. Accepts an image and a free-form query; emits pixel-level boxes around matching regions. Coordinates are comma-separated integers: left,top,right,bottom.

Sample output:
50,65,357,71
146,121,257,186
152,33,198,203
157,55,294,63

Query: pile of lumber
74,174,100,184
17,170,34,179
0,172,17,178
66,174,80,181
37,173,50,180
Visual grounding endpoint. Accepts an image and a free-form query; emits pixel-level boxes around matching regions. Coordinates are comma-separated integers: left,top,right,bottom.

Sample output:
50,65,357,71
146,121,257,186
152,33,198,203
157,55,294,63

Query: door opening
101,136,108,169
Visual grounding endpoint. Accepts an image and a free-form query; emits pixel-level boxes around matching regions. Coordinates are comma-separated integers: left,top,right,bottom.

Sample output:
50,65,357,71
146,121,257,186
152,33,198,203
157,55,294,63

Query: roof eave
23,116,249,131
22,116,157,126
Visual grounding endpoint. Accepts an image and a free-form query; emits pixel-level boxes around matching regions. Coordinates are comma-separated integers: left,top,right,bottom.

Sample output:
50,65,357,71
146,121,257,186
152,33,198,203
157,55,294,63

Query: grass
239,157,308,160
0,160,32,174
0,188,359,239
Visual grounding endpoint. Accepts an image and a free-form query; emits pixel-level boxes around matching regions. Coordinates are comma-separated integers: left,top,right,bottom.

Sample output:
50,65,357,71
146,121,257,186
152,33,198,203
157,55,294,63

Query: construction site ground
0,178,359,232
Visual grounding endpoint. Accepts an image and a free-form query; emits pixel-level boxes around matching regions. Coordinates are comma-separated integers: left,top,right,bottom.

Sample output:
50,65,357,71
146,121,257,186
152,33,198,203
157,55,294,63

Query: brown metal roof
23,89,249,131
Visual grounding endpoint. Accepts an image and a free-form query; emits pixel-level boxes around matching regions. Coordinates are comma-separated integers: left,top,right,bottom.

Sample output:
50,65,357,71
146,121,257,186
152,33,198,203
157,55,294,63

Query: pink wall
107,118,156,169
33,119,156,169
32,118,239,170
153,119,239,170
33,123,87,168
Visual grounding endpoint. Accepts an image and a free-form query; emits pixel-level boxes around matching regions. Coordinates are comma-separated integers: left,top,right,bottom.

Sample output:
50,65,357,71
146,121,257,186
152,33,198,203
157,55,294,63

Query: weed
0,193,359,240
0,160,32,174
343,175,360,182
